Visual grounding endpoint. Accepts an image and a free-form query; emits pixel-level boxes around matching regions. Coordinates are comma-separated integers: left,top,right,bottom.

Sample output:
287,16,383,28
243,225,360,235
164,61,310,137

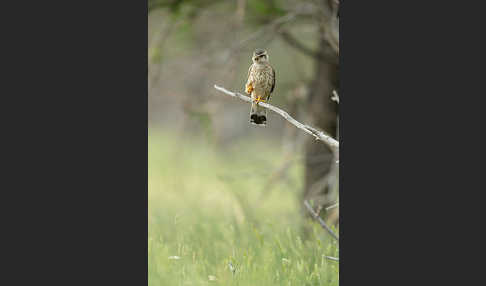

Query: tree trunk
303,33,339,220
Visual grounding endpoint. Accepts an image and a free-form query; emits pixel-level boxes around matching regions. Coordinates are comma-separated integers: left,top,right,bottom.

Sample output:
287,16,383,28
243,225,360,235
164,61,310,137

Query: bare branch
237,13,297,46
218,4,321,61
331,90,339,103
279,30,322,60
213,85,339,152
324,256,339,262
304,200,339,241
325,202,339,210
235,0,246,24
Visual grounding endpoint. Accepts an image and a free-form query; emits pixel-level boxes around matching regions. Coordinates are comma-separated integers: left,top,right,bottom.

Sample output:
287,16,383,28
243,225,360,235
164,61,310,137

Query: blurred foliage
149,46,163,64
246,0,286,21
149,131,338,285
149,0,286,23
185,109,214,142
149,0,224,17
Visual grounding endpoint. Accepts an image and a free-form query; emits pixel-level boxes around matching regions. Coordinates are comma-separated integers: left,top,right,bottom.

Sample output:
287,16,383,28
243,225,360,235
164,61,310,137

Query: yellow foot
254,96,266,104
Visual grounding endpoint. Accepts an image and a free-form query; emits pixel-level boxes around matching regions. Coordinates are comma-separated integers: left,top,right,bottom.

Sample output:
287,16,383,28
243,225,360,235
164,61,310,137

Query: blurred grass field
148,129,339,285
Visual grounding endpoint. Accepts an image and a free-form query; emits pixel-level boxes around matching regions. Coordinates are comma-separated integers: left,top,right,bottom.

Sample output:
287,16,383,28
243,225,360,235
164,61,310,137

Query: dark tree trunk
302,33,339,219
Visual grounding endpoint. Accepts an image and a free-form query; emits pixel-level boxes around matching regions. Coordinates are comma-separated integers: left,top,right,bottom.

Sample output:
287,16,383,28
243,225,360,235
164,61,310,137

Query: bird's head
252,49,269,64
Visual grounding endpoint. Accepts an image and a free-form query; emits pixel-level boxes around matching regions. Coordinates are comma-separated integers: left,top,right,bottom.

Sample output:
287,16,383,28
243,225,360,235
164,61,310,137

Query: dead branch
326,202,339,210
213,85,339,153
279,30,323,60
331,90,339,103
325,256,339,262
304,200,339,241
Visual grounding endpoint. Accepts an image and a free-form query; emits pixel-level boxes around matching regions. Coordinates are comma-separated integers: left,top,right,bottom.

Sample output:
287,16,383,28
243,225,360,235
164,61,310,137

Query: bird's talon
254,96,265,104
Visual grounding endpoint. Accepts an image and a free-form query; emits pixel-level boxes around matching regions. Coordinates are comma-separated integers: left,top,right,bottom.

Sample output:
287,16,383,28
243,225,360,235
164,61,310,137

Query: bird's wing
266,66,276,102
270,66,275,93
247,64,254,81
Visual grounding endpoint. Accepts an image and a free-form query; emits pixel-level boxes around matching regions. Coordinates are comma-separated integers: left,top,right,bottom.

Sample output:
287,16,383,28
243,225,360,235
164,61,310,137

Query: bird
245,49,275,126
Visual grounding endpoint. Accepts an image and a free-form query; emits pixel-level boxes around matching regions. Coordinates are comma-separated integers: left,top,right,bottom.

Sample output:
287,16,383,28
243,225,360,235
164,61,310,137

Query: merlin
245,49,275,126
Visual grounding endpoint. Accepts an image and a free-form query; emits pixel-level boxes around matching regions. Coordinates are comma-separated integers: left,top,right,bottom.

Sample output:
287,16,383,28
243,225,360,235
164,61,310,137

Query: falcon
245,49,275,126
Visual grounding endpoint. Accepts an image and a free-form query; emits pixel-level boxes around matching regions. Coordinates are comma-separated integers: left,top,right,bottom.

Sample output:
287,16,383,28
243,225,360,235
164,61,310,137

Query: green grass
149,130,339,286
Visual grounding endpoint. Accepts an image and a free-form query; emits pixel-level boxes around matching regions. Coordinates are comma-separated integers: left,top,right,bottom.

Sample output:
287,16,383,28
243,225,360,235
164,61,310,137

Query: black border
341,1,475,285
2,1,148,284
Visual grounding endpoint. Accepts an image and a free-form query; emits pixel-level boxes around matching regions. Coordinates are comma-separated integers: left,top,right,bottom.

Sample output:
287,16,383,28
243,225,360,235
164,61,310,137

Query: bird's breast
251,65,273,92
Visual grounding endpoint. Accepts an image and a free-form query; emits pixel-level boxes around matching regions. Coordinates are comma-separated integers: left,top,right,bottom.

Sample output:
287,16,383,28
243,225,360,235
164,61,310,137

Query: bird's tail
250,102,267,126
